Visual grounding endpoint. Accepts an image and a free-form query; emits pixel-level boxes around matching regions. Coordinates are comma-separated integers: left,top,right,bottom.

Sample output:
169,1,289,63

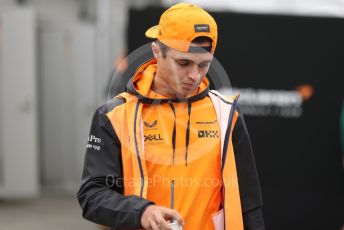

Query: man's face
152,41,213,98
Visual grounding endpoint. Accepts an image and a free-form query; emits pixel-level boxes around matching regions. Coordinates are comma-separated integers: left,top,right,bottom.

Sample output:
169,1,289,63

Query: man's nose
188,64,200,82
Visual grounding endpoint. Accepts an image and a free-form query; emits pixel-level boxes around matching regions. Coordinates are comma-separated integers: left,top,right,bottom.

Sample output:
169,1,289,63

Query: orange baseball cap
145,3,218,53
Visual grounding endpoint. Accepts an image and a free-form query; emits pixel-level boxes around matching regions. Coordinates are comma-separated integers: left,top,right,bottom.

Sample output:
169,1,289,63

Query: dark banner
127,7,344,229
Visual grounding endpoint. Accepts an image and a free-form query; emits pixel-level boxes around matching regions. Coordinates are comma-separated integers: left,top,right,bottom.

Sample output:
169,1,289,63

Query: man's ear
151,42,160,58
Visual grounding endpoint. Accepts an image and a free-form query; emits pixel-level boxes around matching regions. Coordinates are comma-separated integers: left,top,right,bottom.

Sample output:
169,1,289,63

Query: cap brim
145,25,159,39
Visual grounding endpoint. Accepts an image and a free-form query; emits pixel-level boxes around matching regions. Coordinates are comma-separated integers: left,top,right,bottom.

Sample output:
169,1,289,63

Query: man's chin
176,89,196,98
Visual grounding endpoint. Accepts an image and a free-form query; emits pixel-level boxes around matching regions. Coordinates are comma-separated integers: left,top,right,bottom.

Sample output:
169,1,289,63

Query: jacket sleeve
232,111,265,230
77,102,154,229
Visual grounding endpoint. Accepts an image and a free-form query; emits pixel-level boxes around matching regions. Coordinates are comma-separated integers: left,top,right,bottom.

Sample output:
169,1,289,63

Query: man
78,3,264,230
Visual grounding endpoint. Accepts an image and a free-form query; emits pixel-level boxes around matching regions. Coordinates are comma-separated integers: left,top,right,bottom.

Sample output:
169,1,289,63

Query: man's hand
141,205,184,230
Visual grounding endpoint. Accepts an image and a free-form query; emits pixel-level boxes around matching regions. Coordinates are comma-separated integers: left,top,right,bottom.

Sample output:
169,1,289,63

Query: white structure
39,21,96,192
0,7,39,198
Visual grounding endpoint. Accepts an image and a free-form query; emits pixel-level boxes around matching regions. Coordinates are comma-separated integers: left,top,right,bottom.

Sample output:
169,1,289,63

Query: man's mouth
181,83,195,90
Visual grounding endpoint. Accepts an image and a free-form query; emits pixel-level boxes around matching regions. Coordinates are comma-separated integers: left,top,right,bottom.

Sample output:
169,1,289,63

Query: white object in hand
168,221,183,230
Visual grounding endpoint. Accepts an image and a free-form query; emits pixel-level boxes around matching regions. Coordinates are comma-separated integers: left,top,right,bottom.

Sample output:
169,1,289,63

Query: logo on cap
194,24,210,33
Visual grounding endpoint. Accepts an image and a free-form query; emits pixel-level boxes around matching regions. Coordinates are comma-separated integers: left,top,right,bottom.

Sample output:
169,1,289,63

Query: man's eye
199,63,210,68
177,61,189,67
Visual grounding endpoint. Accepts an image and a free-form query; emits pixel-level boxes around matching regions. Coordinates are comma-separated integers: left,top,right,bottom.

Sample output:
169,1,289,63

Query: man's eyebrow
174,58,192,62
174,58,212,64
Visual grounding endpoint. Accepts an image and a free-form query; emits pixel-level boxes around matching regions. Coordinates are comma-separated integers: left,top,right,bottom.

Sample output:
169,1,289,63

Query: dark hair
155,40,169,58
156,36,212,58
192,36,213,45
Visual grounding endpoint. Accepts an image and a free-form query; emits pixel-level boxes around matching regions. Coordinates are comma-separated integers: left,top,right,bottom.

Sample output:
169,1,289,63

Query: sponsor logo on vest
144,134,164,142
195,120,218,125
144,120,158,128
198,130,219,138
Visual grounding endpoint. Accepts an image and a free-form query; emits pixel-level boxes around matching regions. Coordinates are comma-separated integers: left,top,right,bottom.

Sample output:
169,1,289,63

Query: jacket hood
126,58,209,104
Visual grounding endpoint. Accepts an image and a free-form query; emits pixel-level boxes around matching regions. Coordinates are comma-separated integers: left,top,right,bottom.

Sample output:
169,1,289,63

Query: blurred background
0,0,343,229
